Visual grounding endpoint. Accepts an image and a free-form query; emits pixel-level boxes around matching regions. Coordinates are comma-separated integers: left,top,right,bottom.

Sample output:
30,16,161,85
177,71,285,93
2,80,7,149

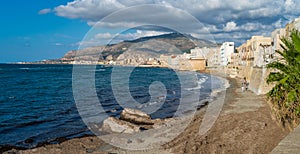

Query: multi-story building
230,53,239,66
219,42,235,66
271,28,286,51
285,17,300,37
237,36,272,67
236,43,247,66
206,47,220,67
271,28,286,62
190,47,210,59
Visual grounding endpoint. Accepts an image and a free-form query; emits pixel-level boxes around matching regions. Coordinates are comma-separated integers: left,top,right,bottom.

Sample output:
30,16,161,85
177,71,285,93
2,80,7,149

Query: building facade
237,36,272,67
271,28,286,62
220,42,235,66
285,17,300,37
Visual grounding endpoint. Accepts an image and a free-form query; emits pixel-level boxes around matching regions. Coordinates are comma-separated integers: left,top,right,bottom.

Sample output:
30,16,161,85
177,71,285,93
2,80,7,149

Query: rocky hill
61,33,216,62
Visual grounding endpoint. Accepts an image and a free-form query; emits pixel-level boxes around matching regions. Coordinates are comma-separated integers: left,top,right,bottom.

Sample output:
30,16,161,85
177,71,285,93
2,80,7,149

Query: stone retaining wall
231,66,275,95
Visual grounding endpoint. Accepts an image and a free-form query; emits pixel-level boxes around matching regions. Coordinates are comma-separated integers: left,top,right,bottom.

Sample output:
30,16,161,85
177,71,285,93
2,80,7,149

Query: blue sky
0,0,89,62
1,0,300,62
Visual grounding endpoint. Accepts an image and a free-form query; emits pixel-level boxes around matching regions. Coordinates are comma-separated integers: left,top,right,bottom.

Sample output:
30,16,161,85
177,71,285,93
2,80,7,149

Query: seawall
228,65,274,95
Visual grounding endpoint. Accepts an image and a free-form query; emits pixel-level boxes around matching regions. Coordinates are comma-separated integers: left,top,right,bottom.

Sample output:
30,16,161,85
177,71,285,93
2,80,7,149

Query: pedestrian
242,77,248,92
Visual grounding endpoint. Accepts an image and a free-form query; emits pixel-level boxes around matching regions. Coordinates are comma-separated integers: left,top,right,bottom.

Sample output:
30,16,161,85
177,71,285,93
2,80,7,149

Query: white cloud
223,21,238,32
77,30,172,47
111,30,171,41
95,32,114,39
284,0,300,13
272,19,285,29
54,0,125,20
50,0,300,45
135,30,171,38
38,8,52,15
53,0,290,24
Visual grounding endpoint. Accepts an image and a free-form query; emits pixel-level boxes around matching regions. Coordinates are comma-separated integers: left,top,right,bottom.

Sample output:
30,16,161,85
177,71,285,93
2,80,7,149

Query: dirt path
164,77,289,154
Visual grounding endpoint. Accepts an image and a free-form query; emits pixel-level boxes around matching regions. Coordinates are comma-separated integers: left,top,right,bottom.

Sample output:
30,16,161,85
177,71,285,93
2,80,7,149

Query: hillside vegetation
267,30,300,129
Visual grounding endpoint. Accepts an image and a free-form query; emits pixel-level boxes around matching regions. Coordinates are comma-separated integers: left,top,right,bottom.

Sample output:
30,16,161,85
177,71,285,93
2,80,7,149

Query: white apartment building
190,47,210,59
220,42,235,66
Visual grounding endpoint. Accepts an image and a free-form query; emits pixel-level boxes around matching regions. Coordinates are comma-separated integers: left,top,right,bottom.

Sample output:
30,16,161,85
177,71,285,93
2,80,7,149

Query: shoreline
1,69,228,153
2,70,289,153
164,77,288,153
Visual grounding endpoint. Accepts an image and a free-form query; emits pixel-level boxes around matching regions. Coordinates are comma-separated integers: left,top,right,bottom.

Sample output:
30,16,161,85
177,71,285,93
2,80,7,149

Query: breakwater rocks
101,108,170,134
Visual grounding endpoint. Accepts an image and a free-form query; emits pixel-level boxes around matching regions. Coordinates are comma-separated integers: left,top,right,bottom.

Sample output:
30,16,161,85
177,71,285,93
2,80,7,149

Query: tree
266,29,300,128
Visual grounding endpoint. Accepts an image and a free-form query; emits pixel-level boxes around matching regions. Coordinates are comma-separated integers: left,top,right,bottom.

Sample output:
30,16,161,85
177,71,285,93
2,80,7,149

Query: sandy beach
3,77,289,154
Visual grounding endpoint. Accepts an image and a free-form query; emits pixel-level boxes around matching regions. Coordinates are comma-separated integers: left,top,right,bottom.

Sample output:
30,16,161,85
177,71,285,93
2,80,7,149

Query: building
237,36,272,67
188,58,206,71
159,53,207,71
271,28,286,62
271,28,286,51
159,55,180,69
252,36,272,67
229,53,239,66
220,42,235,66
190,47,210,59
236,43,247,66
206,47,220,67
285,17,300,37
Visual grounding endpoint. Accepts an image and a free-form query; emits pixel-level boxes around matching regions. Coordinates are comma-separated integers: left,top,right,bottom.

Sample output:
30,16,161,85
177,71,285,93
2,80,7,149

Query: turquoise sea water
0,64,225,150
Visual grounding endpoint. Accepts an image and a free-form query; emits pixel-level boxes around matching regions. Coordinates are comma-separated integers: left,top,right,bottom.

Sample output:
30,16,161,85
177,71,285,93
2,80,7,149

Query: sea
0,64,228,150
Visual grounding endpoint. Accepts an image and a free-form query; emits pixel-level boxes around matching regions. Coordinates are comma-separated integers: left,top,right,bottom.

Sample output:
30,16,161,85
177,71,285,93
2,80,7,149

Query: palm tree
266,29,300,128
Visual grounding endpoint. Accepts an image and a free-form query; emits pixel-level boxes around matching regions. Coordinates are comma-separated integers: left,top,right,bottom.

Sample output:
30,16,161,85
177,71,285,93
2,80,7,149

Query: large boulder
102,117,140,134
120,108,154,125
101,108,169,134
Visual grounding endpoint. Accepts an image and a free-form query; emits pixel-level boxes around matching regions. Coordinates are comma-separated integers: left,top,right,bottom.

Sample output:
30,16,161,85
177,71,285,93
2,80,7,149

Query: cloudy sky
1,0,300,62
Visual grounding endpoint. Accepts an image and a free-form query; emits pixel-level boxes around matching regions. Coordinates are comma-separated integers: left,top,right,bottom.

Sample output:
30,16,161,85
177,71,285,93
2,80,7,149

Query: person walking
241,77,248,92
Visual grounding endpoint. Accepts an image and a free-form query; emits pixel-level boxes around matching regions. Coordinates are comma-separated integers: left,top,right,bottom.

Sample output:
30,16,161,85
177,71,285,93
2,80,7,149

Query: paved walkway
271,125,300,153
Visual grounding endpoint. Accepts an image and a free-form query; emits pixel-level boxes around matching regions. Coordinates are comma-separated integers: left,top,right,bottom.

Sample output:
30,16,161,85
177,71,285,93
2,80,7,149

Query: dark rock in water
24,138,34,144
102,117,140,134
120,108,154,125
196,101,209,110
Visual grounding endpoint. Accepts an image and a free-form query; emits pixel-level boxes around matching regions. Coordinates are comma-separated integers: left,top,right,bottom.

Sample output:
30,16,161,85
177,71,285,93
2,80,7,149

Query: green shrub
267,30,300,129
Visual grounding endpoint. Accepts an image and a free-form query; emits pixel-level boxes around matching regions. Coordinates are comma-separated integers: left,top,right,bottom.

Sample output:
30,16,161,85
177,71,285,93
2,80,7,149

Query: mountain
61,33,217,62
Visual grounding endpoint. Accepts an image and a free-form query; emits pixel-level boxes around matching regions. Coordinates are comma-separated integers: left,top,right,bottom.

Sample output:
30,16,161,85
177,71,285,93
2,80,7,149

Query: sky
1,0,300,62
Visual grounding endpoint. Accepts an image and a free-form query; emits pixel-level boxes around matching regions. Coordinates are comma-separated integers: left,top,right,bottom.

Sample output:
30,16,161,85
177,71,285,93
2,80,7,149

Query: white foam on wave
19,68,30,70
198,76,208,84
136,99,162,108
185,85,202,91
210,76,230,97
110,109,117,113
19,67,56,70
185,75,208,91
88,69,106,72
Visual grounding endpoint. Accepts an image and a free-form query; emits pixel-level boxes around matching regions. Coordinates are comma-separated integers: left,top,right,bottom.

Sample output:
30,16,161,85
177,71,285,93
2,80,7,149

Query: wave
88,69,106,72
136,100,162,109
18,67,70,71
19,68,30,70
210,76,230,97
185,76,208,91
0,65,230,150
18,67,46,71
185,85,202,91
